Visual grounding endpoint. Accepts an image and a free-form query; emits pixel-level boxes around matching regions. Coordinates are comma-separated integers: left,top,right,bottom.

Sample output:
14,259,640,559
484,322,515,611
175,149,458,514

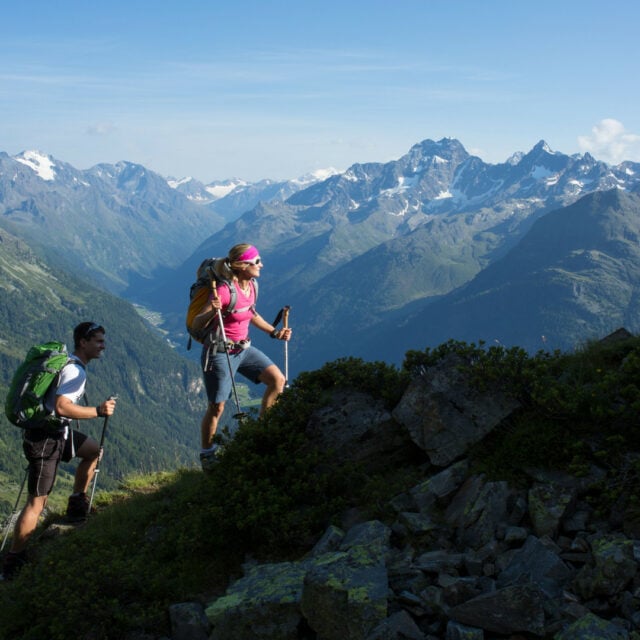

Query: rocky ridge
168,345,640,640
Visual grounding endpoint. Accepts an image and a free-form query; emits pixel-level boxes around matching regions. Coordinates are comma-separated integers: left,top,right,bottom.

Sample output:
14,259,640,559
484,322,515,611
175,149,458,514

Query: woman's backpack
185,257,258,349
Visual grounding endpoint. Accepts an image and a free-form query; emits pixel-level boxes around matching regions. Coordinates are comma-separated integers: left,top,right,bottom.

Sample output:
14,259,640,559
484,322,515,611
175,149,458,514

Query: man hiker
1,322,117,581
191,244,292,470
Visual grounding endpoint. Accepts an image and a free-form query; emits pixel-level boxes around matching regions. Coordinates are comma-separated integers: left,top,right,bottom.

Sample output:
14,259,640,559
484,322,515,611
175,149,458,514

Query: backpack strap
66,354,86,370
251,278,259,310
221,280,259,316
221,281,237,316
249,278,258,315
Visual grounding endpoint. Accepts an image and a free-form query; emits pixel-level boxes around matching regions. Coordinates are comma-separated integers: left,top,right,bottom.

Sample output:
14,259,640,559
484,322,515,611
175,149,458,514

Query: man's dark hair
73,322,105,348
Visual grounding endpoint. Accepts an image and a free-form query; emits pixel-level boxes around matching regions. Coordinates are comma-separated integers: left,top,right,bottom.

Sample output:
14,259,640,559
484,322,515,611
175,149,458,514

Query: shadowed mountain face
354,188,640,365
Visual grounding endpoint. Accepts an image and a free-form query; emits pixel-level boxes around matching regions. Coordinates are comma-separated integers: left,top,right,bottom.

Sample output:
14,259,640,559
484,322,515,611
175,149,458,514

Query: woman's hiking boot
66,492,90,522
1,550,28,581
199,445,219,472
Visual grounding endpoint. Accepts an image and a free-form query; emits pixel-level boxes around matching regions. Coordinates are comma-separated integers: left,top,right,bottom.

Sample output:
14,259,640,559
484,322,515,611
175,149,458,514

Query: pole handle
211,277,219,301
283,305,290,329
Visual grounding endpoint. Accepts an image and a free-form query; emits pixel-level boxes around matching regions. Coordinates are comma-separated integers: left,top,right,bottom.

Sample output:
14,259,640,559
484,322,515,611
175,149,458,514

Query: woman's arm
191,295,221,331
251,312,292,340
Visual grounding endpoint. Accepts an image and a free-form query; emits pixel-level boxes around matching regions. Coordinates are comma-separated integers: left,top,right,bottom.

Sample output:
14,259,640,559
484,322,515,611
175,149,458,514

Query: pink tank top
216,282,256,342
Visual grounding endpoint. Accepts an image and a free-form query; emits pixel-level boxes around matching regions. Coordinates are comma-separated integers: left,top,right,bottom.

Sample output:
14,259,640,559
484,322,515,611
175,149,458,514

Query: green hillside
0,228,211,514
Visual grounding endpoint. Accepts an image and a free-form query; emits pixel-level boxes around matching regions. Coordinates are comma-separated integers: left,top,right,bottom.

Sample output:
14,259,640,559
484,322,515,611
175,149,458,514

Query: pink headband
237,245,259,261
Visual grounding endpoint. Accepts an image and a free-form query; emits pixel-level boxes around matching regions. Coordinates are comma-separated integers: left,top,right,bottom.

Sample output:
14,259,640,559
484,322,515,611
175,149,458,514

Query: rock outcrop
172,352,640,640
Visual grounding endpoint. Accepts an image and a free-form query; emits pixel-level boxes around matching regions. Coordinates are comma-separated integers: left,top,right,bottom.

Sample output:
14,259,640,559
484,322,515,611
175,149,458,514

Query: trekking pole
271,306,291,388
283,305,290,388
212,281,247,422
88,395,117,513
1,466,28,552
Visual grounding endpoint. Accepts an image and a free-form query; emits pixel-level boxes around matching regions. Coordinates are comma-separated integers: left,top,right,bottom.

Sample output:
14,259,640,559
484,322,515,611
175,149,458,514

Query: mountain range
169,168,340,224
0,150,225,293
130,138,640,372
2,138,640,378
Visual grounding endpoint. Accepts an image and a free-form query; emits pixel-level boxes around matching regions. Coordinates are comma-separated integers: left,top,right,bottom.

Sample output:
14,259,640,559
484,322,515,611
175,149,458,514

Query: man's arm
55,395,116,419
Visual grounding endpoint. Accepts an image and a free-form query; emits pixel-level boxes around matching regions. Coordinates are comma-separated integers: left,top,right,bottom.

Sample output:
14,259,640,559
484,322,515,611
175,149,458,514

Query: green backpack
5,341,75,430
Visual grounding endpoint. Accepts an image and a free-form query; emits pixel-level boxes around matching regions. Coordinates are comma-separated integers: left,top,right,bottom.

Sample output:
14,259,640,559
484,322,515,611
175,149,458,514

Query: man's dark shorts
22,429,88,497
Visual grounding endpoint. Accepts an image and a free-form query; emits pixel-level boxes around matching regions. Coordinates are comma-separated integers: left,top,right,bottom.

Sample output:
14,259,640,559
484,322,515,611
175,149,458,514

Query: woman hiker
191,243,292,470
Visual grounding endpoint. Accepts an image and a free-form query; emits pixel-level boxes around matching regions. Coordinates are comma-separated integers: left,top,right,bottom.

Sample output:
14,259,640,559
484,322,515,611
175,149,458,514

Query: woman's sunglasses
242,257,262,265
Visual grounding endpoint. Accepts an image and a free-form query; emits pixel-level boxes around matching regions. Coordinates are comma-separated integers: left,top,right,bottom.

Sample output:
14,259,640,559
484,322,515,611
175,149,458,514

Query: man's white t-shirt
44,355,87,429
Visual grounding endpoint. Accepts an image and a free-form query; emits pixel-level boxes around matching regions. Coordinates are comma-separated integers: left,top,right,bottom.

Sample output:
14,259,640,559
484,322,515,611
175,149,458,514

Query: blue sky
1,1,639,182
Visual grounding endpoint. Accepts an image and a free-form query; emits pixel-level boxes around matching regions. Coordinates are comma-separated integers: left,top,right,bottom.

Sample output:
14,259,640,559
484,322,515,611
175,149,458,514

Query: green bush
404,337,640,485
296,356,408,409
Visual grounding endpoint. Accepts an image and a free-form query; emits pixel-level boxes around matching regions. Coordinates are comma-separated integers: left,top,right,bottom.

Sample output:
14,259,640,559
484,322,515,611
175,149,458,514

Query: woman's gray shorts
201,345,275,404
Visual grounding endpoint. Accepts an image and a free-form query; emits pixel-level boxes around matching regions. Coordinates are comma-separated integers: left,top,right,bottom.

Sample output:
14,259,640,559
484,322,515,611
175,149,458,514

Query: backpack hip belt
217,338,251,353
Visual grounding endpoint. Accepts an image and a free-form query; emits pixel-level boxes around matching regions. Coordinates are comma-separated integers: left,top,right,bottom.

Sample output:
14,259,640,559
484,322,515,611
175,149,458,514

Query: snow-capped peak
541,141,555,155
167,176,195,189
205,179,249,199
531,140,556,156
15,150,56,181
291,167,342,186
506,151,525,165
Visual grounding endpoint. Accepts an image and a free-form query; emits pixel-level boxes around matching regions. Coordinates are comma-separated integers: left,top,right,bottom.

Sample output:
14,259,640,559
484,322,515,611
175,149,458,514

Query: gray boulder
554,612,630,639
306,389,417,471
573,535,638,599
392,353,520,466
301,549,389,640
205,560,310,640
497,535,574,598
449,584,545,636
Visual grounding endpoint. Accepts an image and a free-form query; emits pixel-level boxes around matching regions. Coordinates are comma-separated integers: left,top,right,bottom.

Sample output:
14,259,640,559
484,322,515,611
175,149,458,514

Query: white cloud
578,119,640,164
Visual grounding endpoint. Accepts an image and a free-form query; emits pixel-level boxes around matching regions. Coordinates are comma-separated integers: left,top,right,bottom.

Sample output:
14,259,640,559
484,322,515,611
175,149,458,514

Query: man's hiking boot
66,492,90,522
200,445,219,472
1,550,28,581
